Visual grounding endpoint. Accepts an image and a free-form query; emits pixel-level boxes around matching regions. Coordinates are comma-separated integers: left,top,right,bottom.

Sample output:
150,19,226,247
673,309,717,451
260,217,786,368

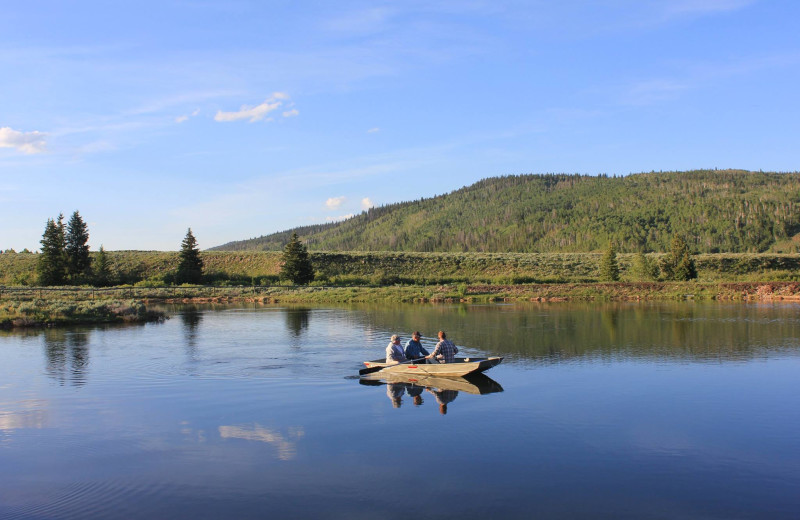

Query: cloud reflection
218,424,304,460
0,402,49,431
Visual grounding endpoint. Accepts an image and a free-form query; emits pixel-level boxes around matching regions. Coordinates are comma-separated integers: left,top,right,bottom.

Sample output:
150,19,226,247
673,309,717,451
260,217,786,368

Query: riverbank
2,282,798,329
150,281,800,304
0,299,167,329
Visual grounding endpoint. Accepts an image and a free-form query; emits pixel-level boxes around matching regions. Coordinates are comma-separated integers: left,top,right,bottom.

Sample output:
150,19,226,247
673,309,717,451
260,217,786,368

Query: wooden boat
360,372,504,395
360,356,502,377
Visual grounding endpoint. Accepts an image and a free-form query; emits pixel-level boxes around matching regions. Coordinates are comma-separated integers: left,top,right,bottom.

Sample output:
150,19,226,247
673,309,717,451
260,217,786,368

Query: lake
1,302,799,519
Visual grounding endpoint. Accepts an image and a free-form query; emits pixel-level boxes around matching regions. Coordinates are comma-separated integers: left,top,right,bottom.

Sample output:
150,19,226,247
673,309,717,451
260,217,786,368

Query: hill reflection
348,302,800,363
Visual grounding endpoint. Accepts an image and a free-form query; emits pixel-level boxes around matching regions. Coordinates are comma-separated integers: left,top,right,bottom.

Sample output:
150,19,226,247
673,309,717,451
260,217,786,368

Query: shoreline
148,281,800,304
3,282,799,330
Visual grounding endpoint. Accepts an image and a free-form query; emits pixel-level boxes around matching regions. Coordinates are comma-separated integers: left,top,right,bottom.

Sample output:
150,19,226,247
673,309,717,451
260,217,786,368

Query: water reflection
180,306,203,362
362,373,503,414
354,302,800,363
0,401,49,431
43,329,90,386
218,424,305,460
285,307,311,338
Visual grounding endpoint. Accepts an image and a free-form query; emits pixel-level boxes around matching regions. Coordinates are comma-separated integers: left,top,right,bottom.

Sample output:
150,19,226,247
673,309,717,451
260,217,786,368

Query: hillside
211,170,800,254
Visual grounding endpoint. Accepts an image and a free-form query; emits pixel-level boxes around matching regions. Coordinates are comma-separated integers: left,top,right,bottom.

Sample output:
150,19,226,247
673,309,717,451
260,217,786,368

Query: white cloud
282,108,299,118
0,127,47,154
326,213,354,222
175,108,201,123
214,93,291,122
367,127,380,133
361,197,375,209
326,196,346,210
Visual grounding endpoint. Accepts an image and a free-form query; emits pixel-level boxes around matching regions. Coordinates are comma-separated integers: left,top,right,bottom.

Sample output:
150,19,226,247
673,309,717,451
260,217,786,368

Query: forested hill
211,170,800,254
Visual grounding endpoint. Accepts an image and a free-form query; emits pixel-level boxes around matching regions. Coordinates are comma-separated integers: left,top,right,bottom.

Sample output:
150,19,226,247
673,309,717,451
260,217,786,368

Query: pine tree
660,235,697,281
65,210,91,281
93,245,112,287
280,233,314,285
176,228,204,284
37,214,67,285
600,243,620,281
632,252,659,281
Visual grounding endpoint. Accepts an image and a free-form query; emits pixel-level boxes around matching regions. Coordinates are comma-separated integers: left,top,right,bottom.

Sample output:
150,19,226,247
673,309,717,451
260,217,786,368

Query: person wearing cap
385,334,407,364
404,331,429,360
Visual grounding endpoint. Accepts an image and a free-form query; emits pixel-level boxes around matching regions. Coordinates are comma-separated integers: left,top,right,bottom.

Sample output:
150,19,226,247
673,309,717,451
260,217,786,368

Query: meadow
3,250,800,288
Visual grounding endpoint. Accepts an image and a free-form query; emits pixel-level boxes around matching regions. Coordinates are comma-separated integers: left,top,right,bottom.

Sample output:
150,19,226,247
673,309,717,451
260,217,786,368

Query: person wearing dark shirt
404,331,429,360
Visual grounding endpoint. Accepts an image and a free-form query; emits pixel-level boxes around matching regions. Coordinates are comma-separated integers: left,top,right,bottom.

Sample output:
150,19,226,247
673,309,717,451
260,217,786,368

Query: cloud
282,108,299,118
0,127,47,154
326,213,354,222
175,109,201,124
214,92,291,122
361,197,375,209
367,127,380,133
326,196,346,210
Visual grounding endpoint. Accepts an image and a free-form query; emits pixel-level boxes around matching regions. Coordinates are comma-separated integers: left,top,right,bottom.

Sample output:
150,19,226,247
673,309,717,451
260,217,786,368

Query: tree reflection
181,306,203,360
285,308,311,338
43,329,90,386
352,302,800,363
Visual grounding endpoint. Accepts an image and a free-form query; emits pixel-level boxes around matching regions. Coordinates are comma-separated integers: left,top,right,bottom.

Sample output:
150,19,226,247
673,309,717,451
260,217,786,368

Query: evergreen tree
37,214,67,285
660,235,698,281
93,245,112,287
632,252,659,281
280,233,314,285
176,228,204,284
600,243,620,281
65,210,91,281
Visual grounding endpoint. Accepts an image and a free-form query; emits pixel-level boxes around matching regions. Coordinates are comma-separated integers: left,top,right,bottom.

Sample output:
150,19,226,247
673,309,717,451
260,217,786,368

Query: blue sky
2,0,799,251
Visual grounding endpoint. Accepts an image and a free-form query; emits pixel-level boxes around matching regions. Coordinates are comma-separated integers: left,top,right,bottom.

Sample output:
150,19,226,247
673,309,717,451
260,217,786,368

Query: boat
360,356,503,377
360,372,504,395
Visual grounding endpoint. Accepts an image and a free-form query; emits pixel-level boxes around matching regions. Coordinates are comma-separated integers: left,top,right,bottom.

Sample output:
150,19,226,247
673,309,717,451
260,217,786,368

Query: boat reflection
360,373,503,414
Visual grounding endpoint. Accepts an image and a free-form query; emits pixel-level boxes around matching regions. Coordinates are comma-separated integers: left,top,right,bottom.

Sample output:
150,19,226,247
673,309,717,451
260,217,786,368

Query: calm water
1,302,799,519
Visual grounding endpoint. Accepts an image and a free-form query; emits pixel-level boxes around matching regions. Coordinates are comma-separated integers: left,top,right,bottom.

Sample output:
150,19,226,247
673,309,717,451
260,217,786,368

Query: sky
2,0,799,251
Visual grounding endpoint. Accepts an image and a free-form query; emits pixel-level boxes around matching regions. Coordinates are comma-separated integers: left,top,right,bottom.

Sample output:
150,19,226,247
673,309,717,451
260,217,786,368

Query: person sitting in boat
426,330,458,363
404,331,429,360
385,335,407,364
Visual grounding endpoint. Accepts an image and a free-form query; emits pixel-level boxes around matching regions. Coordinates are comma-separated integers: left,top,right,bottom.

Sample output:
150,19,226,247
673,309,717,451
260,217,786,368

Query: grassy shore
3,250,800,328
0,299,167,329
2,281,798,329
185,281,800,303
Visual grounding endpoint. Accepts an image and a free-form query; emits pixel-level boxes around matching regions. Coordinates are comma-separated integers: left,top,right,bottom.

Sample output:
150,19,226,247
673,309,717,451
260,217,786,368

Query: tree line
601,235,697,282
35,213,207,287
32,214,315,286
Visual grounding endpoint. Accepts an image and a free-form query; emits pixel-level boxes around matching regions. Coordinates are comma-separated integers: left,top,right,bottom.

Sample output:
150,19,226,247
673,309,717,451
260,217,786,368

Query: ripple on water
3,479,180,520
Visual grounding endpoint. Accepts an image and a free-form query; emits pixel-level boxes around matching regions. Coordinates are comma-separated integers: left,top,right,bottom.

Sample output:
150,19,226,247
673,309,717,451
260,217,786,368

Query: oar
359,357,426,376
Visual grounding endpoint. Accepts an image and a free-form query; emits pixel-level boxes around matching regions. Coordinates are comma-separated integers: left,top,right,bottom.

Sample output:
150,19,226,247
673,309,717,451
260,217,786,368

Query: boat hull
361,357,502,377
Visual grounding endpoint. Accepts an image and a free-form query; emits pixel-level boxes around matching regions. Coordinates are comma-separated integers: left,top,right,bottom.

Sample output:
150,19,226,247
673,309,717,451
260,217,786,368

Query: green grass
0,299,166,329
2,250,800,287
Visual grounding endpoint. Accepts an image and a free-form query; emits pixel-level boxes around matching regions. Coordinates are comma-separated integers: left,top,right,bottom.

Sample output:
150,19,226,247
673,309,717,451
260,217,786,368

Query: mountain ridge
210,170,800,254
